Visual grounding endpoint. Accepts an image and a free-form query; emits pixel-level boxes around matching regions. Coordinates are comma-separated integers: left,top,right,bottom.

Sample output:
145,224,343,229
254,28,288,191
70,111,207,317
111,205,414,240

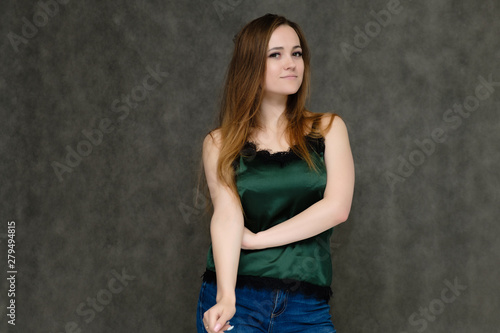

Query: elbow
339,209,350,224
328,202,351,226
335,210,350,225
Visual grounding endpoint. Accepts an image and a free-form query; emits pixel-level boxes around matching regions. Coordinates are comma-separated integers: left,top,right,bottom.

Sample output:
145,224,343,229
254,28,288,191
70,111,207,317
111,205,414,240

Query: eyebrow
267,45,302,52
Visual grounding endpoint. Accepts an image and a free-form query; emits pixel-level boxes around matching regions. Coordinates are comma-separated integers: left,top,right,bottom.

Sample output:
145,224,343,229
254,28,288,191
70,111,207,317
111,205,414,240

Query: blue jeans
196,280,337,332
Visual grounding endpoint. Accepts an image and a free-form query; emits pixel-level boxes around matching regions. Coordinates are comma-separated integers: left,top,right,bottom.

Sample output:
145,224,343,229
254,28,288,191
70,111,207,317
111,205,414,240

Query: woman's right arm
202,131,244,333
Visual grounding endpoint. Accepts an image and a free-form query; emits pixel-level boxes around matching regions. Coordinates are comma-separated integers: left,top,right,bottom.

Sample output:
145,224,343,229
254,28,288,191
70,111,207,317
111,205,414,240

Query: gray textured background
1,0,499,332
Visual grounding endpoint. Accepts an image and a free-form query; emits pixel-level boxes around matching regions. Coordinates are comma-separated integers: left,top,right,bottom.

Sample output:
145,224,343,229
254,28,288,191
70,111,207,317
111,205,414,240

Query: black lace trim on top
200,269,333,302
232,135,325,170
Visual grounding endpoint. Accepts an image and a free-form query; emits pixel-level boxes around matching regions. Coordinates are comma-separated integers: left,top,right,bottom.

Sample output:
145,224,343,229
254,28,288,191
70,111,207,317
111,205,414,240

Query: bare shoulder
203,128,223,154
202,129,223,180
320,113,348,138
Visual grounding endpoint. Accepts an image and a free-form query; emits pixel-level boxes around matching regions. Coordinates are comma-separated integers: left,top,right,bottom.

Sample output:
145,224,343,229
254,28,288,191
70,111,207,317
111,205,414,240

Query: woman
196,13,355,332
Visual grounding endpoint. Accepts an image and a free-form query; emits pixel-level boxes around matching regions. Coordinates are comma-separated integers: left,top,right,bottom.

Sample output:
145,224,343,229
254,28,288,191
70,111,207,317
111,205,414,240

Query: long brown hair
195,13,335,218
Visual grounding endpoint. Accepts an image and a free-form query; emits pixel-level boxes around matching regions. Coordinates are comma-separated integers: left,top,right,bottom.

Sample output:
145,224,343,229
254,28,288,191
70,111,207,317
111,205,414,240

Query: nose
283,55,296,70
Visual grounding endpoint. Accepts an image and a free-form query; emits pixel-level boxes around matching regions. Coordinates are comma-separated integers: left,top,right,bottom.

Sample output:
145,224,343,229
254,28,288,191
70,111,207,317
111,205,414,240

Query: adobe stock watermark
340,0,408,63
7,0,72,53
400,277,467,333
281,232,340,294
178,185,210,225
384,73,499,191
212,0,243,22
58,267,136,333
51,63,168,182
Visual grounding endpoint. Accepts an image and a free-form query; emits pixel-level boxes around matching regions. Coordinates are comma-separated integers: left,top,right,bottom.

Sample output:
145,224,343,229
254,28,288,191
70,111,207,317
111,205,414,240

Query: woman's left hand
241,227,259,250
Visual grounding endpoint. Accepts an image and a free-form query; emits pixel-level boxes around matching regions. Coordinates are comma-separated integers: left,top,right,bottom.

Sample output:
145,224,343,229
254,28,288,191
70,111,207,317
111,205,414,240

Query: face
262,24,304,98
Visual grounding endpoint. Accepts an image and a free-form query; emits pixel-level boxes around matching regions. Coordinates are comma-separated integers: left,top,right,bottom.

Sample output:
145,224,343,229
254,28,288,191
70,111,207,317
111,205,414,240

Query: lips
281,75,298,79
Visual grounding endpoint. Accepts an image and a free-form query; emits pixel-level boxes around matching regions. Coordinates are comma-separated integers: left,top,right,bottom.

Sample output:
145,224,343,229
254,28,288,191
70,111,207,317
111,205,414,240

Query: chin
281,87,302,95
287,88,301,95
264,87,302,97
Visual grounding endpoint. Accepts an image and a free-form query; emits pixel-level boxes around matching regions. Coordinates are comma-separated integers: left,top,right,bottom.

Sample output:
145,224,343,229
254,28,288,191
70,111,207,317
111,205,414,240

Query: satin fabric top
205,133,333,288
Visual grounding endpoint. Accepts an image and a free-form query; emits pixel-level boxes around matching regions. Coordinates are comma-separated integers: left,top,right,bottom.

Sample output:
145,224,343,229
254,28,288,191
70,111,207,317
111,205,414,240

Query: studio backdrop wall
1,0,499,332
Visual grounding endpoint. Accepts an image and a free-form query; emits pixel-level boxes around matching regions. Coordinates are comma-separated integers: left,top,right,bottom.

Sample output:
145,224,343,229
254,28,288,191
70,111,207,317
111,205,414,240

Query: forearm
255,198,349,249
210,213,244,302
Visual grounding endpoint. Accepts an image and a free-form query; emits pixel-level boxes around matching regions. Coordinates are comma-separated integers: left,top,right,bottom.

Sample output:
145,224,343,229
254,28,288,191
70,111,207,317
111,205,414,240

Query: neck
257,93,288,135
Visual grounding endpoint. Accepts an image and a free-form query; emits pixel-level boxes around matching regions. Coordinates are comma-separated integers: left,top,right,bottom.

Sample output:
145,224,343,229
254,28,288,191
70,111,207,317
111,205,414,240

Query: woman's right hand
203,298,236,332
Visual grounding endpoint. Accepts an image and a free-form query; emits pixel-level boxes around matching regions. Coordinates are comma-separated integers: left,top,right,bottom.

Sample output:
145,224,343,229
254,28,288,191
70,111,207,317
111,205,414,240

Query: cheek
266,64,279,76
299,61,305,74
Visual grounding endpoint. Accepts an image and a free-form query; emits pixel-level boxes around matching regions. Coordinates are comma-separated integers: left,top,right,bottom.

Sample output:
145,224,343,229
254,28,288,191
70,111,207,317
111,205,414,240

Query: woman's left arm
242,114,355,250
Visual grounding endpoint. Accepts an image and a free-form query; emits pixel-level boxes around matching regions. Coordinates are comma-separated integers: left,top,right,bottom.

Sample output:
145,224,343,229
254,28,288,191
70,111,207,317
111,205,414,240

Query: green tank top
204,127,334,292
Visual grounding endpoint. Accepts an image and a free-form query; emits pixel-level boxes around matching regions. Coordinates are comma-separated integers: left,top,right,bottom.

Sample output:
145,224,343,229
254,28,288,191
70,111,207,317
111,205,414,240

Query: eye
269,52,280,58
293,51,303,57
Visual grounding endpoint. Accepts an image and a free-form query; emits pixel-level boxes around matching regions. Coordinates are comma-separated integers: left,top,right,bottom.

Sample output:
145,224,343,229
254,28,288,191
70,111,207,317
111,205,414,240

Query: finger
214,319,233,332
203,320,216,333
222,323,234,331
203,311,217,332
202,310,212,327
202,318,211,332
210,310,225,332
